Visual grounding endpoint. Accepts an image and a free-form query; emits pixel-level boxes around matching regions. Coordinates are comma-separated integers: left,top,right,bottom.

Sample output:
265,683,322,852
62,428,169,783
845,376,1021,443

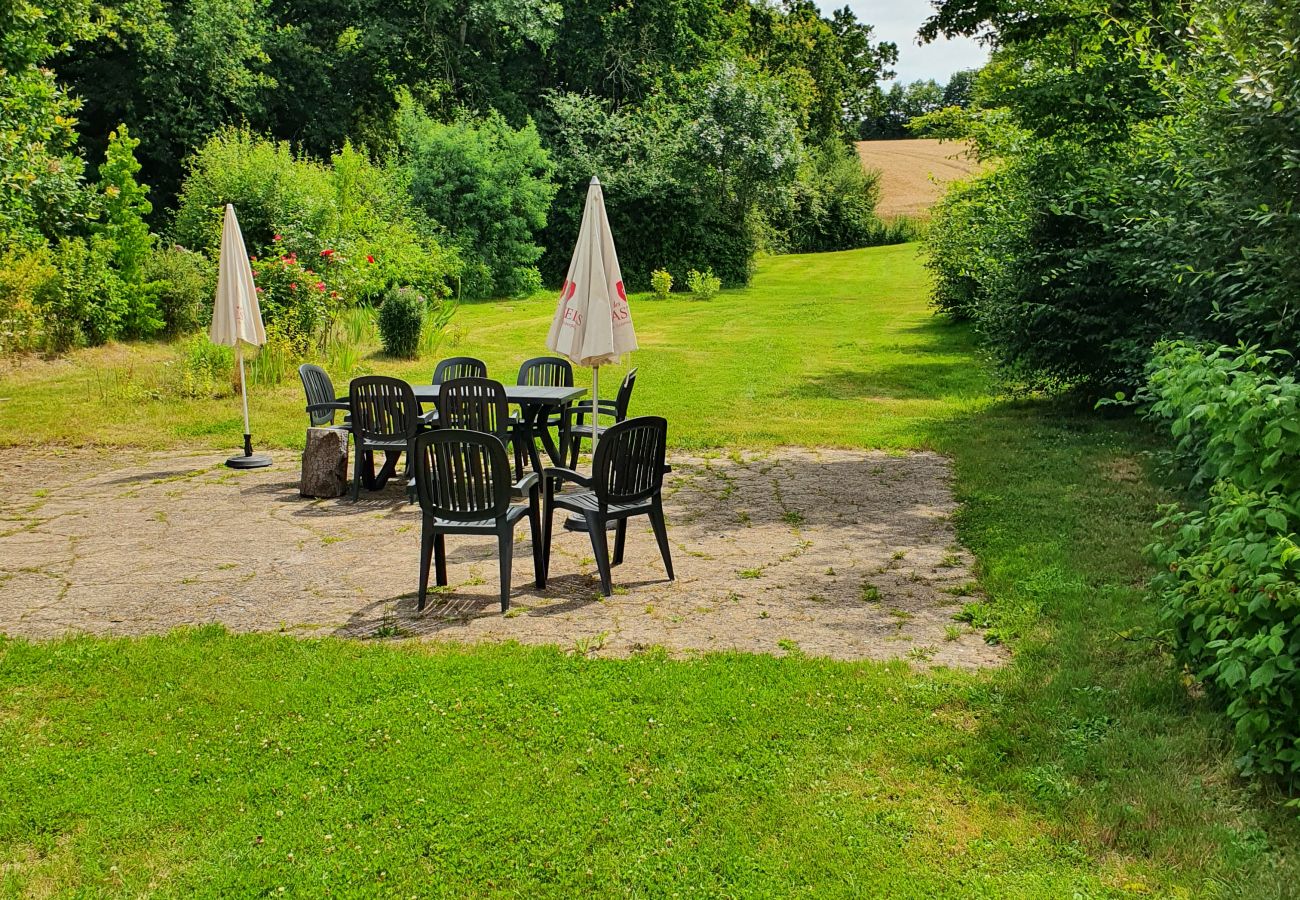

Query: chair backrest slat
614,368,638,420
299,364,338,427
518,356,574,388
414,429,512,521
593,415,667,506
432,356,487,384
437,377,510,441
348,376,421,444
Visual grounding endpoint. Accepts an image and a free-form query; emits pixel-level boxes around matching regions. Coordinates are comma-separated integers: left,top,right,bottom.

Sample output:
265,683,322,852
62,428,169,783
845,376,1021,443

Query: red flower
249,255,257,263
366,255,375,264
255,286,264,294
289,282,297,290
315,281,326,291
329,290,340,299
320,249,334,258
272,234,282,242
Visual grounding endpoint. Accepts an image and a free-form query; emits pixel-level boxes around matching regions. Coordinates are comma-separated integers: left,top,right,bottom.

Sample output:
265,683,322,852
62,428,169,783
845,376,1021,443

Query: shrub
774,140,881,253
686,268,720,300
251,252,330,355
97,124,163,339
174,132,459,298
144,245,214,336
925,167,1030,325
171,127,334,256
377,286,426,358
541,92,769,291
0,245,56,354
650,269,673,299
398,104,556,299
41,237,123,351
1144,342,1300,787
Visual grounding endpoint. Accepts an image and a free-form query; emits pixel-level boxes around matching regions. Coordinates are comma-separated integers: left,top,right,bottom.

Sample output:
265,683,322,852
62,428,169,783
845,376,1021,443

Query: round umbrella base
226,452,272,470
563,514,616,533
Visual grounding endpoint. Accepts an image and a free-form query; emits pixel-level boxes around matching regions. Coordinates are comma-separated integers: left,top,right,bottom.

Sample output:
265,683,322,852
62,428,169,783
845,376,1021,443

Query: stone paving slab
0,446,1005,668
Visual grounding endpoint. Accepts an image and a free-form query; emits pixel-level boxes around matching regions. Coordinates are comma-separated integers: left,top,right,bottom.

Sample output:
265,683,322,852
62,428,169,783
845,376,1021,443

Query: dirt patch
0,446,1004,668
856,138,980,219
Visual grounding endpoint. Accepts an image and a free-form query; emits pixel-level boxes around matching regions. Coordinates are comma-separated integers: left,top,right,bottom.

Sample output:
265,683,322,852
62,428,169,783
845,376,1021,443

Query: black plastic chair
412,429,543,613
517,357,574,390
300,363,349,428
436,377,512,440
432,356,487,384
544,415,673,597
515,355,574,461
347,376,423,500
565,368,638,468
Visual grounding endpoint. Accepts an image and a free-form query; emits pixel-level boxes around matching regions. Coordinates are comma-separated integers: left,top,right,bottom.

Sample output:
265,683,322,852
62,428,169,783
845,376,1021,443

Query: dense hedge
1145,342,1300,787
923,0,1300,394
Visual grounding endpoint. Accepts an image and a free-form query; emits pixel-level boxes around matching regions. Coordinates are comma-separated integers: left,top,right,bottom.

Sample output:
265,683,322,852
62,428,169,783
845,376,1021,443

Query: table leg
373,450,400,488
533,404,570,469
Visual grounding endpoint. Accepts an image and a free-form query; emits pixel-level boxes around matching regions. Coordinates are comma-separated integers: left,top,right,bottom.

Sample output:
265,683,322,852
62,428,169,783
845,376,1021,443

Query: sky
818,1,989,85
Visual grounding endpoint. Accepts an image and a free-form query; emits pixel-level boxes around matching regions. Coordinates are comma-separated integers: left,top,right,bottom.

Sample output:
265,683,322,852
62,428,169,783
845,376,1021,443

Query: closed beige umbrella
546,177,637,455
211,204,271,469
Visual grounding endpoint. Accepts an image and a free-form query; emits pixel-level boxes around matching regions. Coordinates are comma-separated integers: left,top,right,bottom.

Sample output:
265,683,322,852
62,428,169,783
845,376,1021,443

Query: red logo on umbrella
615,280,626,302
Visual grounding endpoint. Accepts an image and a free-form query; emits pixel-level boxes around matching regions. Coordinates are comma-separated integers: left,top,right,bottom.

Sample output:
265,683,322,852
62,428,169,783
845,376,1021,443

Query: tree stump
300,427,349,498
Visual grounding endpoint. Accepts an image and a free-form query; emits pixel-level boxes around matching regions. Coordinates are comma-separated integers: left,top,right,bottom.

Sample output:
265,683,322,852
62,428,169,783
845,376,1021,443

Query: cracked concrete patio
0,446,1004,668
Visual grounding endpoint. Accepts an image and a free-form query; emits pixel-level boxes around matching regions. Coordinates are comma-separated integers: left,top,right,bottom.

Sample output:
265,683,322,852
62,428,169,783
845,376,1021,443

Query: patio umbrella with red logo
545,177,637,457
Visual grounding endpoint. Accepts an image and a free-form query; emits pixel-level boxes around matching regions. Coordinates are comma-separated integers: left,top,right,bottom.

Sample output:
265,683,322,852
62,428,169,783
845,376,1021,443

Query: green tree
398,103,556,298
741,1,896,139
0,0,95,245
679,61,800,219
55,0,274,211
97,123,162,337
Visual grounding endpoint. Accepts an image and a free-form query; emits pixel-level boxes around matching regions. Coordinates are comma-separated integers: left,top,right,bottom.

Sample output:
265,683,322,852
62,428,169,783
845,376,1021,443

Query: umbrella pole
564,365,612,533
591,366,600,457
226,343,272,469
238,345,251,455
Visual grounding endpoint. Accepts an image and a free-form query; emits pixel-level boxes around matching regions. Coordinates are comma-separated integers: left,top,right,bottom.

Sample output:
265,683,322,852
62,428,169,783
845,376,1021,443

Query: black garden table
410,382,586,474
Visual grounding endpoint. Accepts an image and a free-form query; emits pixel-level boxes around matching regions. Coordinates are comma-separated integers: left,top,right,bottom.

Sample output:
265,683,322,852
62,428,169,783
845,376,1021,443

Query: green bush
686,268,720,300
398,104,556,299
1145,342,1300,787
773,140,882,253
144,245,214,336
377,286,426,358
925,168,1028,324
171,127,334,256
96,124,163,339
172,130,459,360
650,269,673,299
41,236,124,351
0,245,56,354
540,89,775,291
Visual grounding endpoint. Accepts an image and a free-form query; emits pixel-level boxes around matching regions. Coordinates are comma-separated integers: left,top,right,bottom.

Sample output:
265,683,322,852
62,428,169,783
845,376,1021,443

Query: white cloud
818,0,989,84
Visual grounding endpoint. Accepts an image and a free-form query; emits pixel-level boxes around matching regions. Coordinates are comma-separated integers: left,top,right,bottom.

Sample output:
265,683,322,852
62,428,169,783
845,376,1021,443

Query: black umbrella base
563,514,617,532
226,452,272,469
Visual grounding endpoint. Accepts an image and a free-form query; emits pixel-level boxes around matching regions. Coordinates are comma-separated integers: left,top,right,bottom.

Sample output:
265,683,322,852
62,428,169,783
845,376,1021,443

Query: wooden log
300,427,349,498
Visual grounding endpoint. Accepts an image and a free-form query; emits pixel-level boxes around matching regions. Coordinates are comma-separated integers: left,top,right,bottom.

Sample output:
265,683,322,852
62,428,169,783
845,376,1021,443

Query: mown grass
2,245,1298,896
0,245,987,452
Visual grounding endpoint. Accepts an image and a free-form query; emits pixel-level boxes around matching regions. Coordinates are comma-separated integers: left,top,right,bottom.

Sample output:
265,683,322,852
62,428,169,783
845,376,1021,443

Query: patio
0,445,1001,667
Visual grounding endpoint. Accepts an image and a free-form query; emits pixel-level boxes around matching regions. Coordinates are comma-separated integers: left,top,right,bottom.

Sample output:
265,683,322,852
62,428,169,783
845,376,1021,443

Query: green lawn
0,244,986,451
3,245,1298,896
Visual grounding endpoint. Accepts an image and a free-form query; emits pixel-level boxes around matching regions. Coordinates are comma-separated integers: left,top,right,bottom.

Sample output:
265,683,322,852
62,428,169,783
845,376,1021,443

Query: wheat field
856,138,979,219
